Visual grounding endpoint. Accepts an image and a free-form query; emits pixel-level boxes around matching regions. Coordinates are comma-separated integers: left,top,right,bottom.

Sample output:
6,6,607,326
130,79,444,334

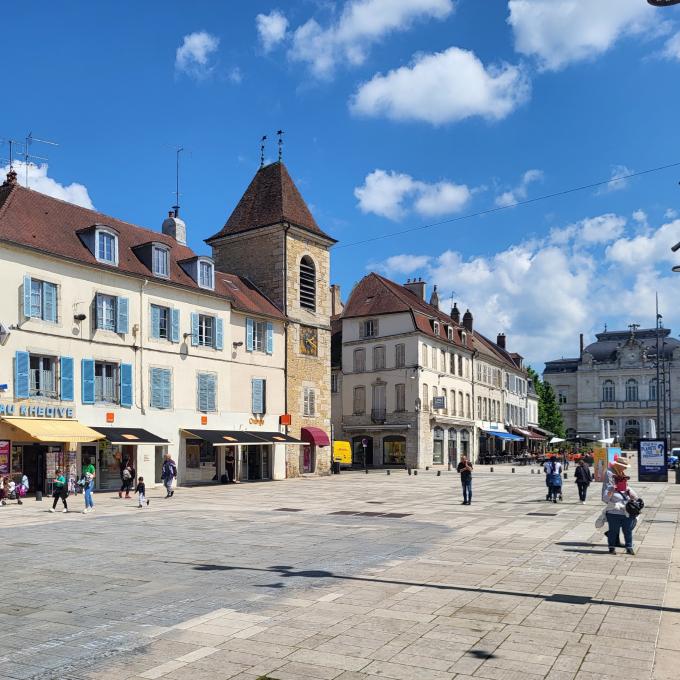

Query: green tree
527,366,565,438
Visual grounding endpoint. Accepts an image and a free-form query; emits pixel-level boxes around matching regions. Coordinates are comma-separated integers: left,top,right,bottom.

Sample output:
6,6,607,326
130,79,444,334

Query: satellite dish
647,0,680,6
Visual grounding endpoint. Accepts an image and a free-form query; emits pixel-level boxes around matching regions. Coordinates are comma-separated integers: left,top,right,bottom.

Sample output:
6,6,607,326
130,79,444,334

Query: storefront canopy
301,427,331,447
90,427,169,445
183,430,303,446
483,429,524,442
0,417,104,444
511,426,546,441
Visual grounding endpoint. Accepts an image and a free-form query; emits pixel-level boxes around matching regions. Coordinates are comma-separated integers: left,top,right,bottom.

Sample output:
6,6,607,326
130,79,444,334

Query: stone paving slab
0,466,678,680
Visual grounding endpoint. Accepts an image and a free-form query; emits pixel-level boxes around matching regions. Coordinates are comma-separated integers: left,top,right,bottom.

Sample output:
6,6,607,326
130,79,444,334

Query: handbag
625,496,644,517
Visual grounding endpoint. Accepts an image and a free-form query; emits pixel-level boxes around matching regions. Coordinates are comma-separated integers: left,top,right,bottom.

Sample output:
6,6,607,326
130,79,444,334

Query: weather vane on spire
277,129,284,162
260,135,267,169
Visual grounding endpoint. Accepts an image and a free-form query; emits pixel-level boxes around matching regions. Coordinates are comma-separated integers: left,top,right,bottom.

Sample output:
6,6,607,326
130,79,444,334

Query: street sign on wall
432,396,446,410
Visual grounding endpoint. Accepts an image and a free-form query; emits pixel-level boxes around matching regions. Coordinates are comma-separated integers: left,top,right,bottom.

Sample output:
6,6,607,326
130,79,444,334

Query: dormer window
96,229,118,265
433,321,440,335
198,260,214,290
447,325,454,341
152,245,170,278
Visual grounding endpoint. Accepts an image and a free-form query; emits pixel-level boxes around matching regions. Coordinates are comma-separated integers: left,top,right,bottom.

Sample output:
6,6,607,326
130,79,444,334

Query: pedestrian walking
161,453,177,498
119,461,134,499
574,459,592,504
135,476,149,508
81,460,96,513
49,468,69,513
457,455,473,505
602,453,639,555
546,457,563,503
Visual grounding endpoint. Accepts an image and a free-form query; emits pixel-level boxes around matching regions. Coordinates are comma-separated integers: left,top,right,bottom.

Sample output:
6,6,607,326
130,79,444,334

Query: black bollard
490,467,494,472
365,468,369,474
563,473,567,480
35,491,43,501
437,470,441,476
387,469,391,475
531,469,535,474
426,466,430,471
407,467,412,476
414,470,418,476
512,467,515,473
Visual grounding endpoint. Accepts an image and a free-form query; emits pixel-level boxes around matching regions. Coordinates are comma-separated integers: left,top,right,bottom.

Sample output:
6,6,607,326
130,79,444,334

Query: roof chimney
403,277,426,300
462,309,473,333
429,284,440,310
497,333,506,349
162,208,187,245
451,302,460,324
330,283,343,317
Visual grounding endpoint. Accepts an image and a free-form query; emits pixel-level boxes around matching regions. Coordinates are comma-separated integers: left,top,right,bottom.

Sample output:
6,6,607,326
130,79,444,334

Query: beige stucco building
0,166,305,494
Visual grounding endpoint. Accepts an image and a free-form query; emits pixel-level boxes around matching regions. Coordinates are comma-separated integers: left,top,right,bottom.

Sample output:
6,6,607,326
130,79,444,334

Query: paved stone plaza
1,466,679,680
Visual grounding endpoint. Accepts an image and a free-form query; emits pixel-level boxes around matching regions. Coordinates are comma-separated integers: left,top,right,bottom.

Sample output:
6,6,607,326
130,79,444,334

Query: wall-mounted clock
300,326,318,356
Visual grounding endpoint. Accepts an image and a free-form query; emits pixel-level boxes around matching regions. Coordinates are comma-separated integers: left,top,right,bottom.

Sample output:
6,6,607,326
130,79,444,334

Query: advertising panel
0,440,9,475
638,439,667,482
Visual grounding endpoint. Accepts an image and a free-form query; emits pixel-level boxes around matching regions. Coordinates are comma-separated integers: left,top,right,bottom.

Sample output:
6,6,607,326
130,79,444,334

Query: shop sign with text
0,403,75,418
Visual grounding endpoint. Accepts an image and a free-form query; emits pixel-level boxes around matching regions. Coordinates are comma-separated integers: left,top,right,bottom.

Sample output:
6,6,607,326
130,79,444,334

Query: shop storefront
300,427,331,474
88,428,170,491
182,430,302,483
0,414,103,494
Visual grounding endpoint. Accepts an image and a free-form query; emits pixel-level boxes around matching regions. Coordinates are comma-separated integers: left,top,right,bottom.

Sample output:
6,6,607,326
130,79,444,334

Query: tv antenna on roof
21,132,58,188
173,146,184,216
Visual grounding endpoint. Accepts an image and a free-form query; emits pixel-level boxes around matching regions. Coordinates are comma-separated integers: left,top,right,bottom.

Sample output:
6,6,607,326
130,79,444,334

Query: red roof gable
0,179,283,320
206,161,335,243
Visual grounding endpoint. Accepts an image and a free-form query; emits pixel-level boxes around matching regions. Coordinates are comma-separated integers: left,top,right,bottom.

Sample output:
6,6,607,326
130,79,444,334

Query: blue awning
483,429,523,442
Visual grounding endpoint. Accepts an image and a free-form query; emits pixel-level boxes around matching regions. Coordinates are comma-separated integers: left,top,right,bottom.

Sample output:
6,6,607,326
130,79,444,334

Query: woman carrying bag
574,459,592,504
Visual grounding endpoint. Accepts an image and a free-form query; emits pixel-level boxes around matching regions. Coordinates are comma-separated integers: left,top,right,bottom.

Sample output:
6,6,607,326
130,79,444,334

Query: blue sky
3,0,680,367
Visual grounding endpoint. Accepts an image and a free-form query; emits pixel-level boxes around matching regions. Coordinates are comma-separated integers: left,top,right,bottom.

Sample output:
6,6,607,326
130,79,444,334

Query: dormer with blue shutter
178,256,215,291
77,224,120,266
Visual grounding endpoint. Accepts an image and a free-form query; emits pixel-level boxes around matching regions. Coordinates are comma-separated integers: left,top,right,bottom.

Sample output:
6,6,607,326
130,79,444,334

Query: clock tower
206,161,336,476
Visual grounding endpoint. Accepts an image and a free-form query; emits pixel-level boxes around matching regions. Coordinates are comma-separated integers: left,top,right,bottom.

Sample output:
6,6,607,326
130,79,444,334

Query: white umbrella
549,437,565,444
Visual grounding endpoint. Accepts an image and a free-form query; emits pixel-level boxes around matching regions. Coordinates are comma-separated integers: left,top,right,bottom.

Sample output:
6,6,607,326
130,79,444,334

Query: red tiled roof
206,161,335,243
0,180,283,320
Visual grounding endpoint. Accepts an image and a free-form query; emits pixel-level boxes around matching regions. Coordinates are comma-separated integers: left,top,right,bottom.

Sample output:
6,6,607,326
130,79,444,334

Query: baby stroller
4,480,24,505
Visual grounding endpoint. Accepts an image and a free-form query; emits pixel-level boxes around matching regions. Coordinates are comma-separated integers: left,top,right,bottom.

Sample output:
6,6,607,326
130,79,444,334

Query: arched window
299,256,316,311
602,380,615,402
649,379,658,401
626,379,638,402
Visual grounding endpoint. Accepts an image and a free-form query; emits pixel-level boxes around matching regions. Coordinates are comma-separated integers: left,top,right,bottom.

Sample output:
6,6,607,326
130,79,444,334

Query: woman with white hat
601,453,638,555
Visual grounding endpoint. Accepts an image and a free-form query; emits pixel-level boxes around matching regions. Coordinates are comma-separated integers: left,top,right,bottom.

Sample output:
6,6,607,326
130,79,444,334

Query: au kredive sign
0,402,75,418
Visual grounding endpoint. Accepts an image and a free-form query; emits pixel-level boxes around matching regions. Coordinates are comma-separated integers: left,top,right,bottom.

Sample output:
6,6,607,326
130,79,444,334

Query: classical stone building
544,327,680,449
207,162,335,476
331,274,535,467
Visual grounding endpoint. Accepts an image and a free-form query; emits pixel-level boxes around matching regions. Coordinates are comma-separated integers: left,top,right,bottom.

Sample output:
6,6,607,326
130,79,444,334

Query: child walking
135,476,149,508
49,469,68,513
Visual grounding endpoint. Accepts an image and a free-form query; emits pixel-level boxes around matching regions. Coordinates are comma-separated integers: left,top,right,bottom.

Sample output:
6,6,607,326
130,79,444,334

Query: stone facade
210,219,334,477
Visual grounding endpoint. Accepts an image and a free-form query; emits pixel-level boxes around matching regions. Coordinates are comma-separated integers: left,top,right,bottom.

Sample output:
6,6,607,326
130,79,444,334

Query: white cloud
663,31,680,61
228,66,243,84
354,169,471,220
350,46,530,125
2,162,94,209
371,253,431,275
495,168,543,207
597,164,634,194
175,31,220,79
549,213,626,246
256,10,289,52
606,217,680,267
288,0,455,78
665,208,678,220
508,0,659,71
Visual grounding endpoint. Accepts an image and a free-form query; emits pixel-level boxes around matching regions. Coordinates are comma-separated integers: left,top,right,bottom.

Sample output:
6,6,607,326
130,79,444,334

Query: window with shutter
299,256,316,311
395,383,405,412
96,294,116,331
373,346,385,370
24,278,58,322
81,359,95,404
14,351,30,399
29,355,57,398
60,357,74,402
120,363,133,408
150,368,172,409
251,378,266,414
197,372,217,412
353,348,365,373
395,343,405,368
353,386,366,415
95,362,119,403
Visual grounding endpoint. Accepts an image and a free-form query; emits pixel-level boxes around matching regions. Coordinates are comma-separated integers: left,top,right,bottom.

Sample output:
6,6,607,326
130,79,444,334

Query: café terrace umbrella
549,437,565,444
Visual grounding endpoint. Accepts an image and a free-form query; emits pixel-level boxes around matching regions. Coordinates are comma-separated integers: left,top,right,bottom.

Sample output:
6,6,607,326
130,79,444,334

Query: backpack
123,468,132,480
625,496,644,517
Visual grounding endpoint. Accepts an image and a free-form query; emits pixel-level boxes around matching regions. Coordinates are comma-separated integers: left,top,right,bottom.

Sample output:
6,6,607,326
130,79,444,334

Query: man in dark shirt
457,455,473,505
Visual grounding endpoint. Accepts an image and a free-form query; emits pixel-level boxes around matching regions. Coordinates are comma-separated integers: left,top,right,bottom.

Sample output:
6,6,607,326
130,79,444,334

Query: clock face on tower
300,326,318,356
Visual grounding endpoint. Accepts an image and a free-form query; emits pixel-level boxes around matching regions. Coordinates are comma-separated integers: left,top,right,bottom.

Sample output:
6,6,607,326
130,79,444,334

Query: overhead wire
334,161,680,249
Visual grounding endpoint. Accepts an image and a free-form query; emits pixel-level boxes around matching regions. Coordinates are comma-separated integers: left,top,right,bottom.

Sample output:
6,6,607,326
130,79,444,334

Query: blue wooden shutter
150,368,161,408
170,308,180,343
207,373,216,412
43,282,57,322
246,318,254,351
60,357,74,401
251,378,264,414
214,317,224,350
197,373,206,411
95,294,103,329
150,305,160,339
23,275,32,318
120,363,133,408
191,313,199,346
162,369,171,409
81,359,95,404
266,322,273,355
116,297,129,333
14,351,29,399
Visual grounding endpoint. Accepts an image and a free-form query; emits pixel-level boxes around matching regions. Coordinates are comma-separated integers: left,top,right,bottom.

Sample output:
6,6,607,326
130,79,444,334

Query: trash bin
332,461,341,475
675,467,680,484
